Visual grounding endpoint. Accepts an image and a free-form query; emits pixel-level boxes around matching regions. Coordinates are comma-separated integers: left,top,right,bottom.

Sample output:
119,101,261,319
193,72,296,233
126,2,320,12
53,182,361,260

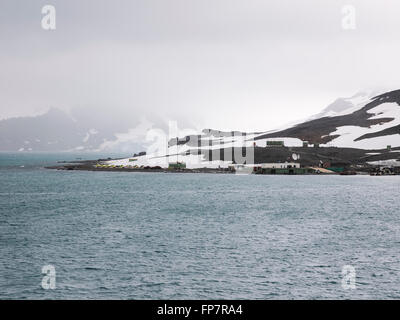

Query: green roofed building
168,162,186,169
266,140,284,147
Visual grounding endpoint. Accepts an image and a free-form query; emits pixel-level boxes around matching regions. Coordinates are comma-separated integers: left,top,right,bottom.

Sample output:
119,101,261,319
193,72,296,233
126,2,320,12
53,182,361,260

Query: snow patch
325,102,400,149
367,159,400,167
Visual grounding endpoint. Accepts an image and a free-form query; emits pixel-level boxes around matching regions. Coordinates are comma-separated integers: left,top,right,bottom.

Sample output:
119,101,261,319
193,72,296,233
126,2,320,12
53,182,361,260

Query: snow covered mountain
308,91,379,120
0,108,147,152
255,89,400,149
108,89,400,168
2,88,399,167
174,88,400,151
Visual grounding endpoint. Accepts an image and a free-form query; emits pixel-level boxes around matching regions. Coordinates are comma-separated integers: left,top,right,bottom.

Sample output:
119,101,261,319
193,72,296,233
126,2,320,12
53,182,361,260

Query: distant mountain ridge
0,108,145,152
0,108,84,152
1,89,399,153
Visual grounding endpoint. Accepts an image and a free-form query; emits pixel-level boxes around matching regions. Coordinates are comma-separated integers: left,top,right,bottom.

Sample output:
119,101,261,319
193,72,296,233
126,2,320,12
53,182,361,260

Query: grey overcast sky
1,0,400,131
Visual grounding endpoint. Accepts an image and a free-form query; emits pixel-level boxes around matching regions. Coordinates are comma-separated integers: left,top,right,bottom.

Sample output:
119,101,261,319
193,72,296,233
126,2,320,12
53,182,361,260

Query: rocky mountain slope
254,89,400,149
108,89,400,168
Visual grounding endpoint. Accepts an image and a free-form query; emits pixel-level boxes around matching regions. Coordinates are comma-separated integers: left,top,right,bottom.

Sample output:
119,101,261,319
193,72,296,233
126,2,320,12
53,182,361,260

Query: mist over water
1,153,399,299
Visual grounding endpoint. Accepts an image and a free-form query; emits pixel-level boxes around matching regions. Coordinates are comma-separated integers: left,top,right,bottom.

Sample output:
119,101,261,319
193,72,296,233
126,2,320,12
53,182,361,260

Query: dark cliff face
368,89,400,109
254,89,400,145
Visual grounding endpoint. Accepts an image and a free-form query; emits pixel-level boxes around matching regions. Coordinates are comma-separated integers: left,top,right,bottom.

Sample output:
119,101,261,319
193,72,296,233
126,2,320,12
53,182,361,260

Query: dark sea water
1,152,399,299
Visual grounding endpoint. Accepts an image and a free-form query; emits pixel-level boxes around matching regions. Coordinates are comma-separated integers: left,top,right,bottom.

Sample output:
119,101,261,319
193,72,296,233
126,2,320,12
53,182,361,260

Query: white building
260,162,300,169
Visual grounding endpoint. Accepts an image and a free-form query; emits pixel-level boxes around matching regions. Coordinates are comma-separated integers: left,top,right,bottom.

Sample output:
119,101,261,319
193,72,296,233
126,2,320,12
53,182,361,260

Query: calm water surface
0,153,399,299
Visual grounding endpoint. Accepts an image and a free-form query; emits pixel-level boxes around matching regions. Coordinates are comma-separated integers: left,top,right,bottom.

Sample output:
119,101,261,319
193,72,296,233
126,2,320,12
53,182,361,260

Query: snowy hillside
107,89,400,168
254,89,400,148
324,101,400,149
309,91,379,119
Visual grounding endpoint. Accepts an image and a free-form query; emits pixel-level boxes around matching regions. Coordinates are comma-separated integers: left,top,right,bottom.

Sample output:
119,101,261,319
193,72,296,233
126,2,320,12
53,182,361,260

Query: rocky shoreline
45,161,234,174
45,156,400,176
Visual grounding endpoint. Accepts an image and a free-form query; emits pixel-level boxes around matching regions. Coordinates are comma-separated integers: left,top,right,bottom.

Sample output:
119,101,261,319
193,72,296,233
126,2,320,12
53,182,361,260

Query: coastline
44,160,335,175
45,161,234,174
45,160,400,176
